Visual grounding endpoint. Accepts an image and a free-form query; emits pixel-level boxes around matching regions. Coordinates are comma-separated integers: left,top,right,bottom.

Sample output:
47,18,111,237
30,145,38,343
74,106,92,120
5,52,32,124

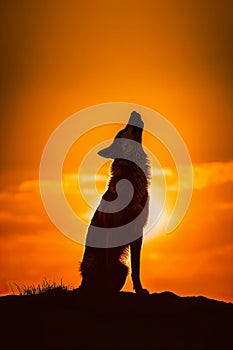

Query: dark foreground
1,290,232,350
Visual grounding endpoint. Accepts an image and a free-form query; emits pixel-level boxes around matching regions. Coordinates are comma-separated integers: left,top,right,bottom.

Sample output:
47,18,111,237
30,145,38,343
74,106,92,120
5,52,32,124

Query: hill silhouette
1,289,232,349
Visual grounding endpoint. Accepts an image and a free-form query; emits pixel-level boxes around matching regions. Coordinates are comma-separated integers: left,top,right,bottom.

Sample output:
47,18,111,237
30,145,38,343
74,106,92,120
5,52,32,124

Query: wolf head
98,111,144,159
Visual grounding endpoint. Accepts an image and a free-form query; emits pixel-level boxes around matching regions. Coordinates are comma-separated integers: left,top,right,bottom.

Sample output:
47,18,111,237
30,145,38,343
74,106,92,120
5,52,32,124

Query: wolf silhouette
80,112,150,294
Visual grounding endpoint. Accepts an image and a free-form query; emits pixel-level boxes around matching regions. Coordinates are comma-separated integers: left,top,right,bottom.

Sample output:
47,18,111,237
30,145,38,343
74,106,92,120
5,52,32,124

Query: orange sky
0,1,232,301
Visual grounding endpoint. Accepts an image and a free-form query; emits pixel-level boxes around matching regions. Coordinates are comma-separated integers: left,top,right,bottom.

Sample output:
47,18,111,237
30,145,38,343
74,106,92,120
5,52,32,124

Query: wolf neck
108,155,150,194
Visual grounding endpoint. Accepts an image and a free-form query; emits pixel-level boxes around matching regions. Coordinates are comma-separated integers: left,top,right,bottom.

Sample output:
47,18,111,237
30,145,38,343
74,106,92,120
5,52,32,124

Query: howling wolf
79,111,150,295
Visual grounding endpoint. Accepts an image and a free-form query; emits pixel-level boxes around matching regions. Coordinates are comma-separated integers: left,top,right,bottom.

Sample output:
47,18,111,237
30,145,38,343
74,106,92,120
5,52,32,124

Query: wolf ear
98,139,122,159
98,145,115,159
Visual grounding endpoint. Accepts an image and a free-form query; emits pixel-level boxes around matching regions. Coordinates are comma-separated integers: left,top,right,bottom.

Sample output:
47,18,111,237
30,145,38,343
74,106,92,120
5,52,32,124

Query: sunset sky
0,1,232,302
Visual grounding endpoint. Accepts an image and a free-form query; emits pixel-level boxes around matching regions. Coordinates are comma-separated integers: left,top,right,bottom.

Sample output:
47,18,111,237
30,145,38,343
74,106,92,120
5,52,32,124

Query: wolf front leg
130,236,149,295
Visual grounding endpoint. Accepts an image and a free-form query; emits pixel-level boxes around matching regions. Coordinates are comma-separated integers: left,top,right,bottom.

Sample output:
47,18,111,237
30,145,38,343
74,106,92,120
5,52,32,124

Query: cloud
212,202,233,212
0,161,232,239
193,161,233,189
151,168,174,177
152,161,233,192
0,177,49,236
18,180,39,193
2,161,230,199
0,210,41,224
78,174,107,183
0,192,11,200
0,211,14,221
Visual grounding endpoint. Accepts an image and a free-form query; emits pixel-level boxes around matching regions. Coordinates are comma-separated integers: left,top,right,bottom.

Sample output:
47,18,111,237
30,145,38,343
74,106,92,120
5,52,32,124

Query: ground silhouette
1,289,232,349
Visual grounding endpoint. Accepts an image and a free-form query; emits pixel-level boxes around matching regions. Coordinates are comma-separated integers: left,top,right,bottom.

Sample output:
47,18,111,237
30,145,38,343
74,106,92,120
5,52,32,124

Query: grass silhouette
10,277,73,296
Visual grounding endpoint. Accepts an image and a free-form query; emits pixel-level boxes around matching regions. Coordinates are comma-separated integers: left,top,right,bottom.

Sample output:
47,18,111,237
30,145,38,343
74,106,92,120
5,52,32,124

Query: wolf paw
135,288,149,296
